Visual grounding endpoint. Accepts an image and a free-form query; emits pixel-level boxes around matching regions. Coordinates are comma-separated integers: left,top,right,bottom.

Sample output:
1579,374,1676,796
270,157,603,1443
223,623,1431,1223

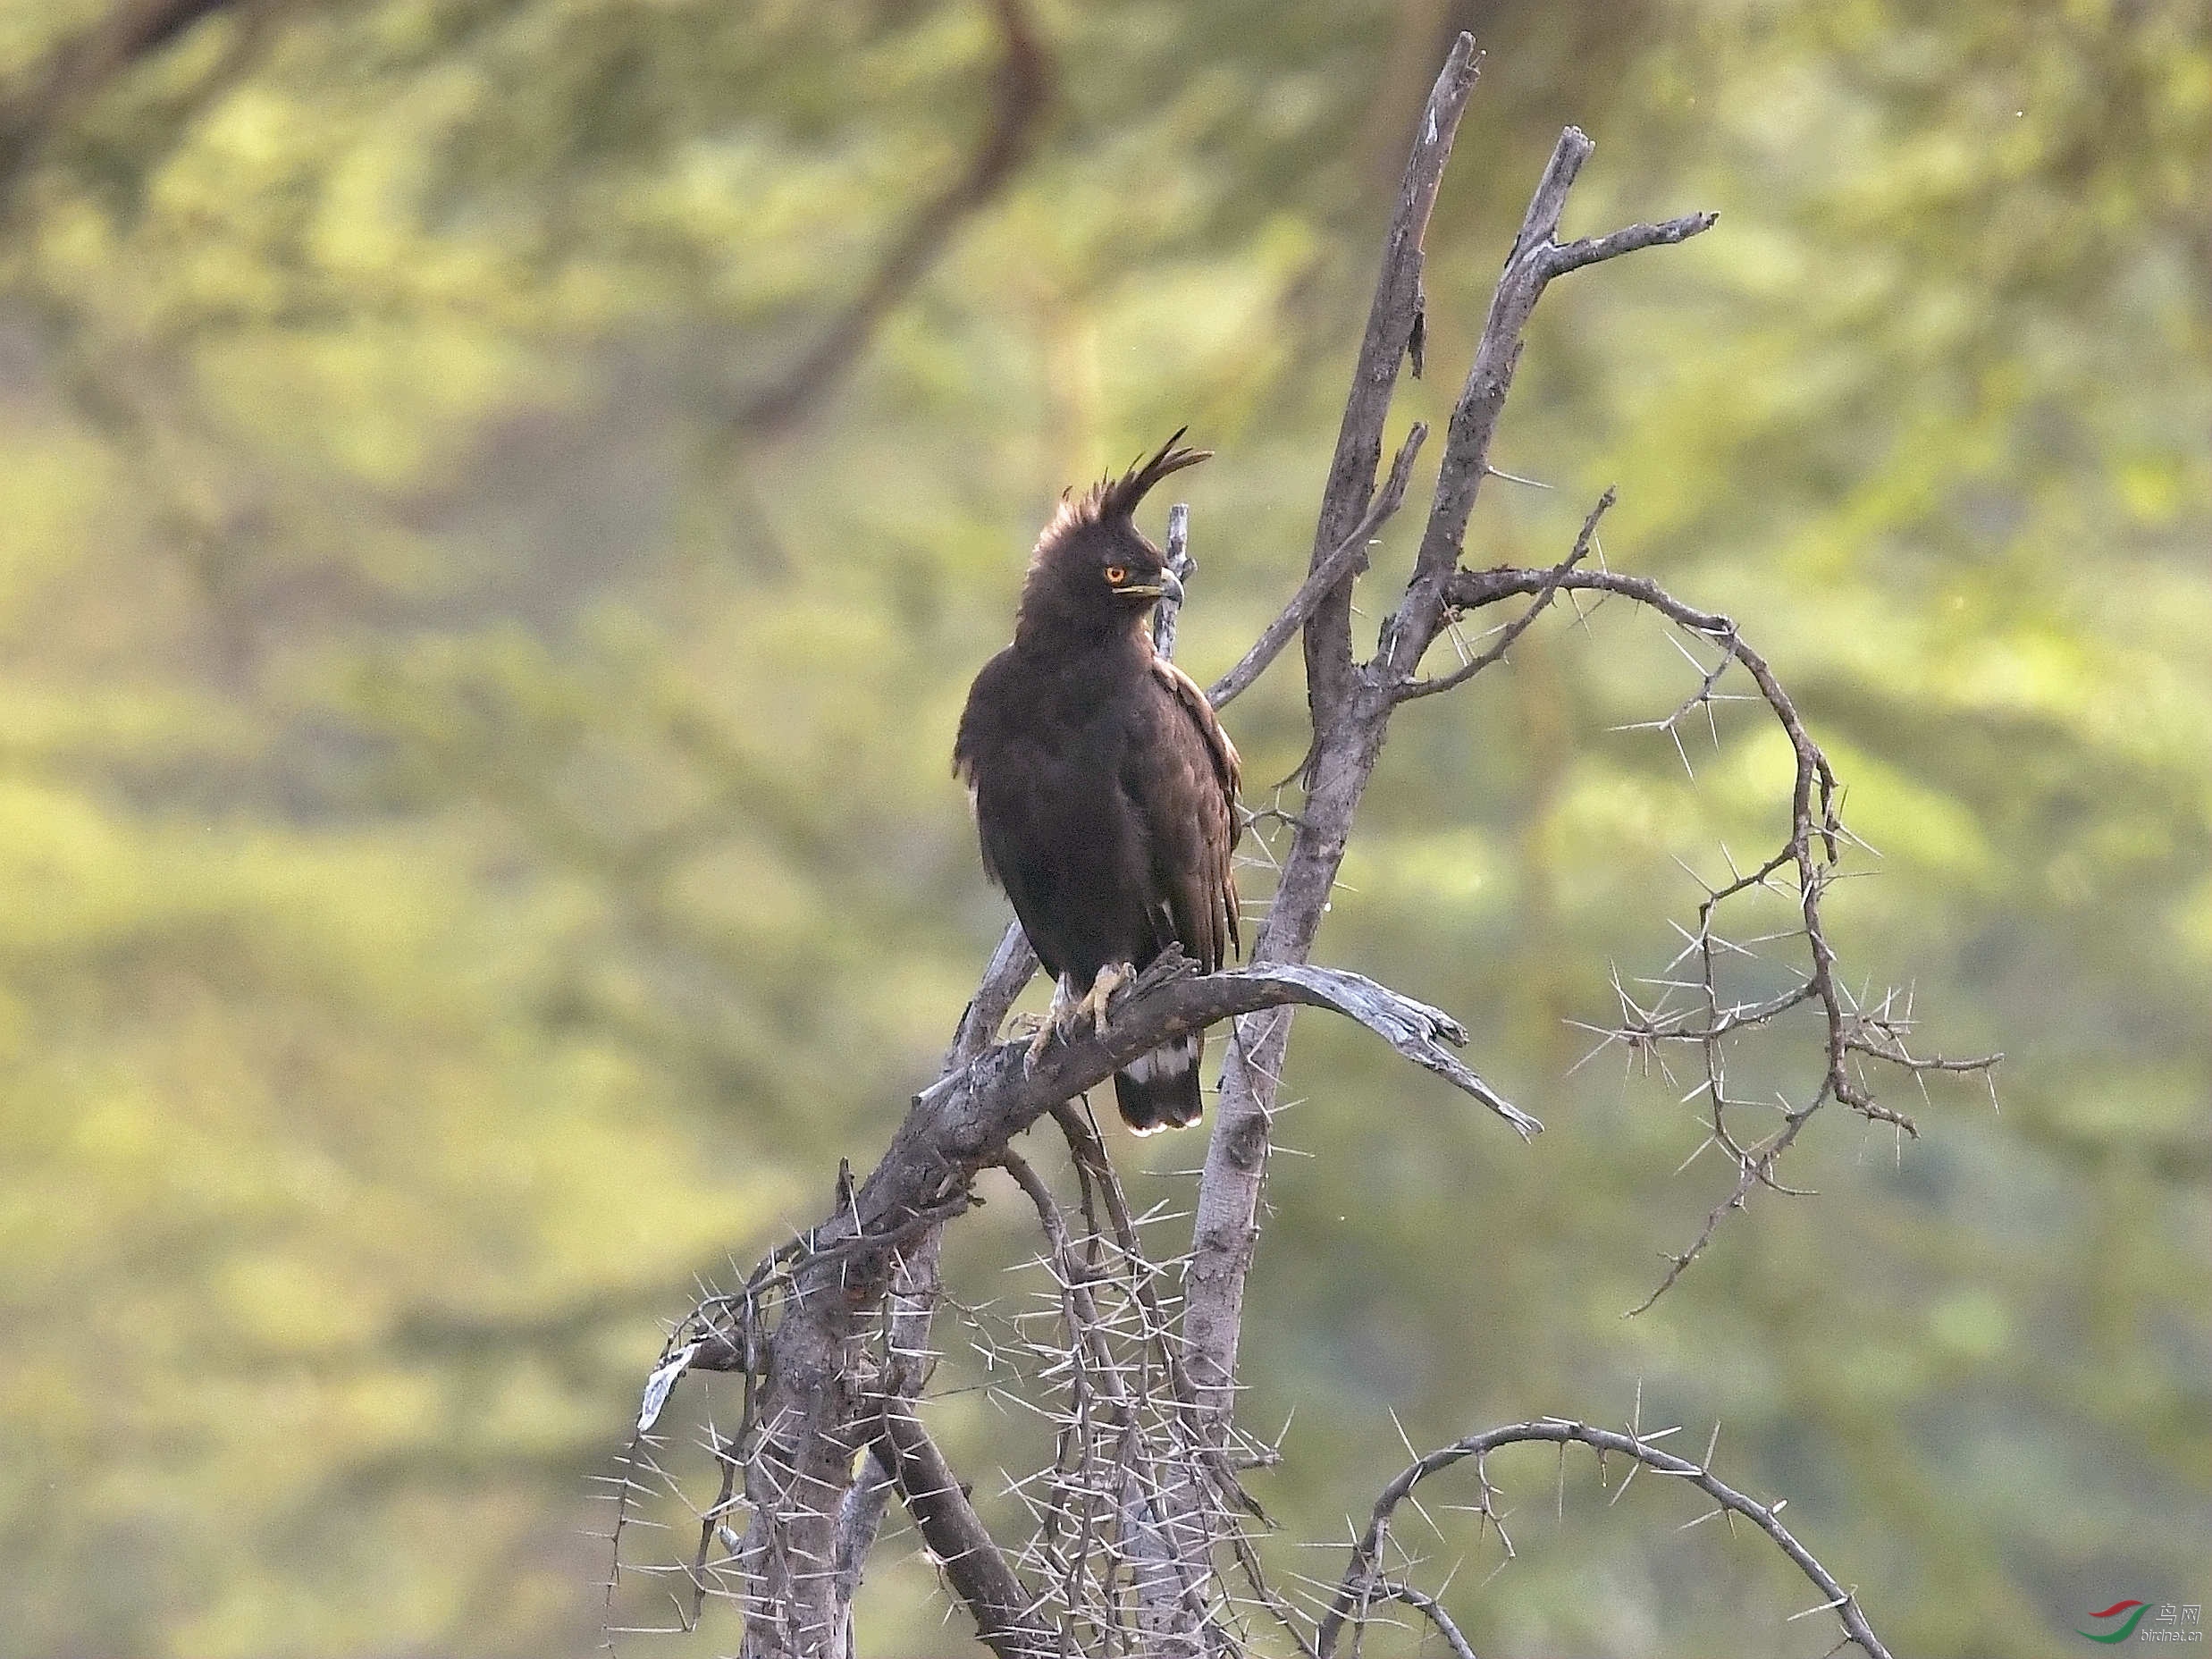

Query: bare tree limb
830,1452,895,1632
1318,1417,1896,1659
1373,1581,1481,1659
1394,485,1612,701
606,38,1988,1659
1149,101,1720,1659
1151,500,1195,662
828,1232,945,1653
1182,91,1715,1468
1378,126,1715,684
1207,422,1428,711
1543,212,1720,276
948,922,1039,1073
912,953,1530,1136
1197,963,1535,1135
648,943,1517,1654
1299,33,1480,728
1440,560,1999,1307
873,1399,1055,1659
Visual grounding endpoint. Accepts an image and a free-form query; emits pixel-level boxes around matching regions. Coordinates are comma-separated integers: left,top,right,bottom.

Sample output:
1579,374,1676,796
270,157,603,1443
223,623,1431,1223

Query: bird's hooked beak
1115,568,1184,605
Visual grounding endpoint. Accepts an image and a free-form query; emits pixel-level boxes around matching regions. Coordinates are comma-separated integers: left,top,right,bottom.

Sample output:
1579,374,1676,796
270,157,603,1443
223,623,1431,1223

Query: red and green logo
2081,1601,2151,1644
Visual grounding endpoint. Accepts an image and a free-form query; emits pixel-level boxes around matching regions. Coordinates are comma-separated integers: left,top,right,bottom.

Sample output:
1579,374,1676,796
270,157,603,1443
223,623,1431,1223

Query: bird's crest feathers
1033,429,1212,560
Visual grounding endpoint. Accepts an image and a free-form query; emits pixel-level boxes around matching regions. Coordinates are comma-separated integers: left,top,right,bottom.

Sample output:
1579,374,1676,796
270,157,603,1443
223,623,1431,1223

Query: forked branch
1299,33,1481,725
1395,485,1612,700
609,951,1527,1655
1210,423,1429,710
1181,54,1719,1478
1440,560,2001,1306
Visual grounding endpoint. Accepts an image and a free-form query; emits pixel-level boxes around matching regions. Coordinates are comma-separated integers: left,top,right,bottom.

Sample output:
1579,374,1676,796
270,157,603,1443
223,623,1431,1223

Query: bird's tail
1112,1032,1205,1134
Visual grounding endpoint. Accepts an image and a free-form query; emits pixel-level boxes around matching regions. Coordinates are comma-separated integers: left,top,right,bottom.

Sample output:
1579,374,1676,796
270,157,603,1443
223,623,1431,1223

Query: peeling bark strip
609,31,1992,1659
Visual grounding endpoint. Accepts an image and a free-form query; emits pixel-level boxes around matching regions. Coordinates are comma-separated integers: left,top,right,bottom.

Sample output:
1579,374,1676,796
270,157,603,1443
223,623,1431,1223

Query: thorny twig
606,950,1527,1655
1442,563,2000,1310
1320,1416,1897,1659
1394,485,1612,700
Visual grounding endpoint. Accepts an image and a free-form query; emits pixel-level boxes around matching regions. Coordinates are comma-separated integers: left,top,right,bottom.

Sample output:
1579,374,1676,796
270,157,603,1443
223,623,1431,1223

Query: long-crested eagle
955,434,1242,1133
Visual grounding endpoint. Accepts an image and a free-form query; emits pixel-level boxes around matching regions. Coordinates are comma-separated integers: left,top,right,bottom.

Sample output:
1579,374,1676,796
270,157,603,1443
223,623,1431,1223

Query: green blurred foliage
0,0,2204,1654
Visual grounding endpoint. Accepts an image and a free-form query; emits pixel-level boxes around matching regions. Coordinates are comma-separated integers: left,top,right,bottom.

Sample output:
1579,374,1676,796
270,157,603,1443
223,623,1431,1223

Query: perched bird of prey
955,434,1242,1133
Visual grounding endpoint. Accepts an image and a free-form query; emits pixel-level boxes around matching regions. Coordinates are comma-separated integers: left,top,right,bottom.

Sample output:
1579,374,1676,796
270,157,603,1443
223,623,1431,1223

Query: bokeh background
0,1,2205,1655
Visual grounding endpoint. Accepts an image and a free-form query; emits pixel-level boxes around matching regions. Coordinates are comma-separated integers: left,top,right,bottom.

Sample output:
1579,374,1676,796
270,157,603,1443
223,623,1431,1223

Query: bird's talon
1072,962,1134,1038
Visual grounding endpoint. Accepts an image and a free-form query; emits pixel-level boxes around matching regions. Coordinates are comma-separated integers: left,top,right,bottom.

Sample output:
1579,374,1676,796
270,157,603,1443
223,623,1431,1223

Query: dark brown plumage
955,434,1242,1133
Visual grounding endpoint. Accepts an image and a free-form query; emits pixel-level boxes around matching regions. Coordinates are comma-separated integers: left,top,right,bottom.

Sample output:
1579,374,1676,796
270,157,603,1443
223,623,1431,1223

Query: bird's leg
1026,978,1075,1068
1023,965,1134,1070
1071,962,1134,1038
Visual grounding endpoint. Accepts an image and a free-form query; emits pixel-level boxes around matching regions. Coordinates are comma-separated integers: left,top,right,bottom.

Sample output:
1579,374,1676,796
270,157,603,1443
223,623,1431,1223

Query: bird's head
1015,431,1211,647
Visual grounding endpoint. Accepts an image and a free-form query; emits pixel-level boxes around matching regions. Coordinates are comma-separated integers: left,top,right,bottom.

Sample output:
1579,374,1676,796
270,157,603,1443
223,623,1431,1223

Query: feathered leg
1071,962,1133,1035
1026,976,1075,1068
1023,963,1135,1069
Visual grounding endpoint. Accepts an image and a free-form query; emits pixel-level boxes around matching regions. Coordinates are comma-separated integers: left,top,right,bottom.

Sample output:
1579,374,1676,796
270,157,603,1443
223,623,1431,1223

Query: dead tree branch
873,1398,1054,1658
1395,485,1611,701
1319,1417,1896,1659
1368,1582,1479,1659
1208,423,1428,711
1181,94,1717,1469
909,955,1530,1134
1440,561,1999,1307
619,949,1523,1656
1375,126,1715,687
1152,500,1195,663
1299,34,1480,728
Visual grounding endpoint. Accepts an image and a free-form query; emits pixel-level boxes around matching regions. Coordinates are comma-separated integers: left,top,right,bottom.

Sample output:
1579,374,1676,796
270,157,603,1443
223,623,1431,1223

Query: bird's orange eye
1104,566,1127,585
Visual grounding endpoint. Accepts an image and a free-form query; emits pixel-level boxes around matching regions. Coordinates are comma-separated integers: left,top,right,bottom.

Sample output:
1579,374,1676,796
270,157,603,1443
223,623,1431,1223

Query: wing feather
1133,657,1242,972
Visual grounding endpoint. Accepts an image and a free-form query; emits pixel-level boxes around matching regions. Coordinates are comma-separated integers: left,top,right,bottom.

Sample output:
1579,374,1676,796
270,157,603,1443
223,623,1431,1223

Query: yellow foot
1072,962,1135,1038
1023,966,1133,1070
